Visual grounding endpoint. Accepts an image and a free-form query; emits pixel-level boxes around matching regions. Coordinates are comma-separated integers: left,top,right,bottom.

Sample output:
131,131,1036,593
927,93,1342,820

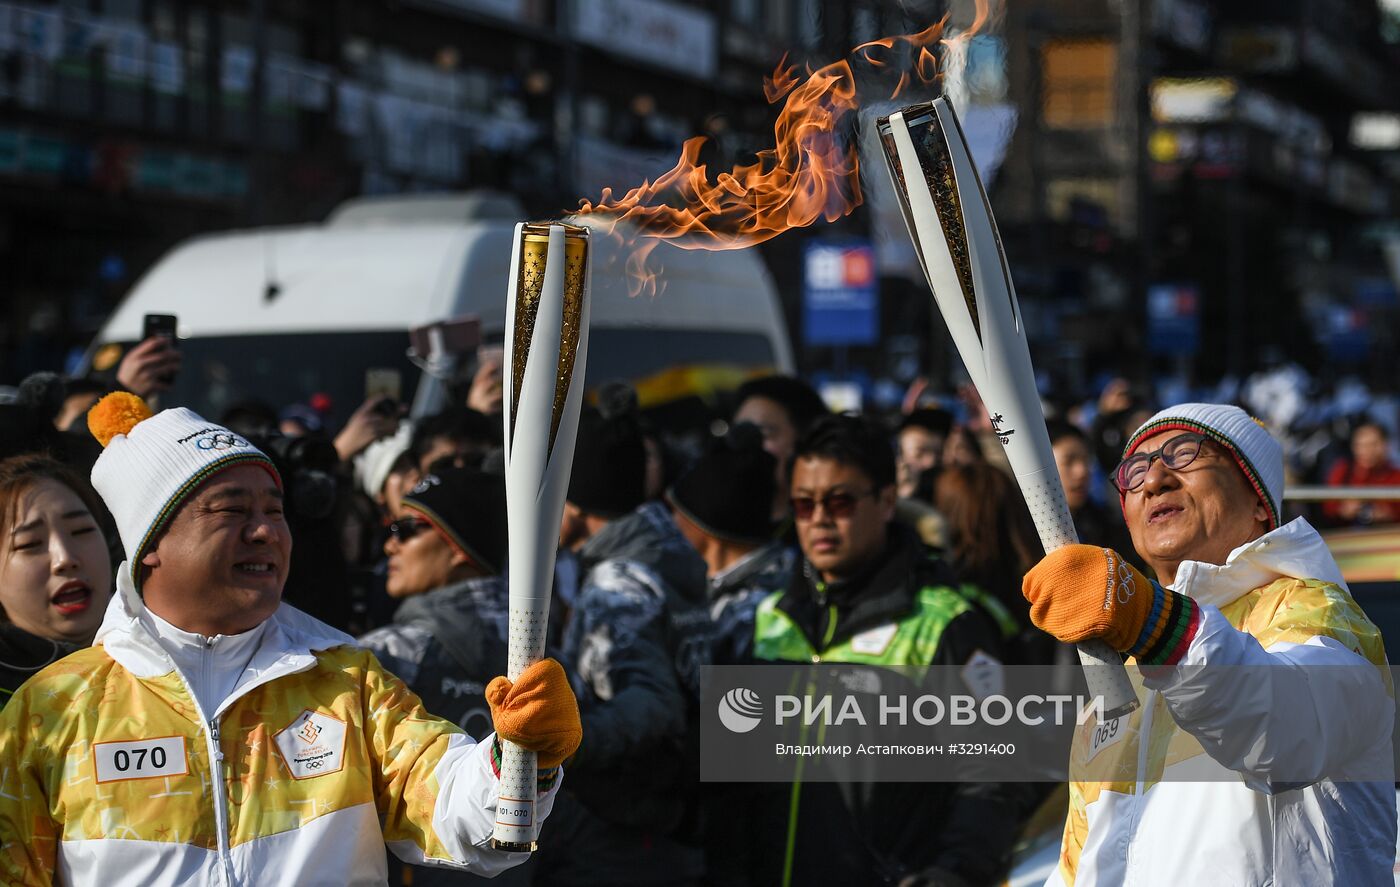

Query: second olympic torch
877,99,1138,720
492,222,591,850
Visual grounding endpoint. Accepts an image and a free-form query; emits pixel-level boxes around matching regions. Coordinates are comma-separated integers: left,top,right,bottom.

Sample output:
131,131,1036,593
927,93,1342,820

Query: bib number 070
95,736,188,783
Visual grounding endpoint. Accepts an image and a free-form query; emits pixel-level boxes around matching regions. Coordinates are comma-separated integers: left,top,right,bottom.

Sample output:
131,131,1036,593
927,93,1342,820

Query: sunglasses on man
790,488,877,521
387,516,432,542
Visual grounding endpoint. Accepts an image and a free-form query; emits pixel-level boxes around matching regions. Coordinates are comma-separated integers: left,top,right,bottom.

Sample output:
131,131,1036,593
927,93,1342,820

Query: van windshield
116,332,420,428
586,329,776,386
100,327,779,429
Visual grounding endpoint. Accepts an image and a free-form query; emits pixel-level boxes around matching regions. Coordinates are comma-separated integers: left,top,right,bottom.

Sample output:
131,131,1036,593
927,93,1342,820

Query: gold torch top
511,222,589,456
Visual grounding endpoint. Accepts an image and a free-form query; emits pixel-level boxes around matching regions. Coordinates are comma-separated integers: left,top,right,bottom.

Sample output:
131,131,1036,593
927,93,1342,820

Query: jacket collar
578,501,708,604
97,561,356,684
775,525,931,652
709,542,791,600
1170,517,1347,610
394,575,504,622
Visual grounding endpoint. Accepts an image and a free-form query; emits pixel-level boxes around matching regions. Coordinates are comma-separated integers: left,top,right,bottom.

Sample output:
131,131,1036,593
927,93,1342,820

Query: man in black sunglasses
1022,403,1394,887
736,413,1033,887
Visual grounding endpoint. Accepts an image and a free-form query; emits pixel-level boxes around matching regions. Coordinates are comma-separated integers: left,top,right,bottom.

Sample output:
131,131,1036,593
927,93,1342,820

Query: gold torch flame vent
878,104,980,342
511,223,589,458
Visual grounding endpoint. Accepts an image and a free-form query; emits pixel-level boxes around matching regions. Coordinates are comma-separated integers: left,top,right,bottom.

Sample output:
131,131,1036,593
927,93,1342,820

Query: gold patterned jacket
0,564,555,886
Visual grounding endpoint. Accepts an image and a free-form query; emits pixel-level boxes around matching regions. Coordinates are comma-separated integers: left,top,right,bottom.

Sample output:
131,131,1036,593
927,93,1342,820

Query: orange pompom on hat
87,393,280,587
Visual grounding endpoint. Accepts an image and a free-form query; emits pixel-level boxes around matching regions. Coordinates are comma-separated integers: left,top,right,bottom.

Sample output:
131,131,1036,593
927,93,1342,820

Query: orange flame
576,3,994,295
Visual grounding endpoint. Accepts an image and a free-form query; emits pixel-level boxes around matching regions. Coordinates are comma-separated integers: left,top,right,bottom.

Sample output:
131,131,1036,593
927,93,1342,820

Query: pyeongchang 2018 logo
275,710,346,780
718,688,764,733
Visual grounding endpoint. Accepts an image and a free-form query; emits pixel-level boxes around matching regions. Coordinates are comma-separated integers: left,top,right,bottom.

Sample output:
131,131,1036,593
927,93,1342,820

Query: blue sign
1146,283,1200,355
1323,305,1369,363
803,241,879,346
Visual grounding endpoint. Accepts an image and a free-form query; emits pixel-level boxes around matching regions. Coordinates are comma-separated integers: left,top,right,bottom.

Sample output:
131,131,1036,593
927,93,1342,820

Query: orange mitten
1022,545,1200,665
486,658,582,769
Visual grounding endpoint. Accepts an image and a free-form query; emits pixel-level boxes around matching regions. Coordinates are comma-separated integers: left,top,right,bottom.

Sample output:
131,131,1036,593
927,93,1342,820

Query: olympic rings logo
1115,561,1137,605
196,433,247,451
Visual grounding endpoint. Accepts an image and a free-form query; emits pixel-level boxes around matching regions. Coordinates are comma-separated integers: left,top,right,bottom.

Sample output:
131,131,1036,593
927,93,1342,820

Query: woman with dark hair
934,462,1055,664
1324,420,1400,526
1047,419,1141,566
0,454,113,703
941,424,987,468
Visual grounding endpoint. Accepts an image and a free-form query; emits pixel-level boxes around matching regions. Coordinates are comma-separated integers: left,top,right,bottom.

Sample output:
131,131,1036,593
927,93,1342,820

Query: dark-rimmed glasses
1113,432,1208,493
387,517,431,542
791,489,876,521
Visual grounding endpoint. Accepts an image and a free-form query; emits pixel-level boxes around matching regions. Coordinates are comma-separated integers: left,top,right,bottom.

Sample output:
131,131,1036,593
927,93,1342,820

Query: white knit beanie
1123,403,1283,528
87,393,281,587
353,421,413,500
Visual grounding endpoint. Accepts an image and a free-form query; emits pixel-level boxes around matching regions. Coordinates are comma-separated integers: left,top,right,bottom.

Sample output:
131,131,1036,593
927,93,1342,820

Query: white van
87,192,794,428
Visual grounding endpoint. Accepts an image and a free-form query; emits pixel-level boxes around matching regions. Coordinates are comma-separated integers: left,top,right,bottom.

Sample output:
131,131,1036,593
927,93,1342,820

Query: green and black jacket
717,526,1039,887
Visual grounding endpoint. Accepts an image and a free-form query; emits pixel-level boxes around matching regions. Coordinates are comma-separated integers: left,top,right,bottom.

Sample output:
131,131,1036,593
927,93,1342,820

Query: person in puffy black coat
536,385,710,887
358,465,517,887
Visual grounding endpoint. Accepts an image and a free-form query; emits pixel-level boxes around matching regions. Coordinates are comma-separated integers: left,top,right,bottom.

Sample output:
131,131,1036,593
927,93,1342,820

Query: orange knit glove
487,658,582,769
1022,545,1200,665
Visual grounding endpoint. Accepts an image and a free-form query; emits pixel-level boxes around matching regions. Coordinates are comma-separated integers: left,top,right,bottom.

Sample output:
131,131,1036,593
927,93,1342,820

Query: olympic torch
492,222,591,850
877,99,1138,720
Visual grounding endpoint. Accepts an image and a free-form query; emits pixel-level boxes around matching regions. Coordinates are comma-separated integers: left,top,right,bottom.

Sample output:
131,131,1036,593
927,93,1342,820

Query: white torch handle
494,223,591,849
1013,469,1139,720
883,103,1137,722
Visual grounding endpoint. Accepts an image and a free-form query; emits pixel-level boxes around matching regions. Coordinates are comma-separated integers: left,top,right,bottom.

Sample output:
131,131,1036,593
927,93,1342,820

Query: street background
3,0,1400,447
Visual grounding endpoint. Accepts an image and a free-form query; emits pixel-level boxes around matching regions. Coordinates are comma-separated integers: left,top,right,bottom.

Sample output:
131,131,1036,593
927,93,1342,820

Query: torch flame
576,2,995,295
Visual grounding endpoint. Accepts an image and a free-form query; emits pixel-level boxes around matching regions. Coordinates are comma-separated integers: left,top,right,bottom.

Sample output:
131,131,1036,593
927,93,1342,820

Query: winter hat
354,421,414,499
0,403,59,460
566,383,646,519
278,403,324,434
667,423,776,545
899,407,954,438
734,375,828,434
1122,403,1283,529
401,466,507,575
87,393,281,584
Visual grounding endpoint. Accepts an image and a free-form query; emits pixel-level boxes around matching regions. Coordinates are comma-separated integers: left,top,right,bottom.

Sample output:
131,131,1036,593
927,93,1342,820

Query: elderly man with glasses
738,414,1035,887
1023,403,1396,887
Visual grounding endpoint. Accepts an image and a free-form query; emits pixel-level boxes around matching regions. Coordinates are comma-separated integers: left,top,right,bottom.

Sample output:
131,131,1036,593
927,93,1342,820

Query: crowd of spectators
3,337,1399,885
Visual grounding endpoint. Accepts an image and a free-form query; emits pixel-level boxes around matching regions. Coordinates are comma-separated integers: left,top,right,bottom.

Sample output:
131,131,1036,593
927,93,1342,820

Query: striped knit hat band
1123,403,1283,530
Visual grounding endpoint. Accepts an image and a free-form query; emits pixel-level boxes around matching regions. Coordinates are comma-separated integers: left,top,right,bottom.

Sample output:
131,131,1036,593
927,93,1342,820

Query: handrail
1285,486,1400,501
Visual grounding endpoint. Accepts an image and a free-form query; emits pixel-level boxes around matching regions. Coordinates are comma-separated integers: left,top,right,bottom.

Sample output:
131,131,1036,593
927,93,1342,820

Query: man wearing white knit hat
0,394,582,886
1019,402,1395,886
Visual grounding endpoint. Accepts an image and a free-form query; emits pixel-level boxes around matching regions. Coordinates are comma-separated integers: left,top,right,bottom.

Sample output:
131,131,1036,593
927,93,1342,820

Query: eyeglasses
791,489,876,521
387,517,431,542
1112,432,1208,493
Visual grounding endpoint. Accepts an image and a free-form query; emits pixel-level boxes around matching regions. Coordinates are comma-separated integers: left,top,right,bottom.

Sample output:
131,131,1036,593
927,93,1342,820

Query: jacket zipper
1122,688,1156,885
781,598,839,886
207,717,235,885
178,635,236,886
205,636,237,887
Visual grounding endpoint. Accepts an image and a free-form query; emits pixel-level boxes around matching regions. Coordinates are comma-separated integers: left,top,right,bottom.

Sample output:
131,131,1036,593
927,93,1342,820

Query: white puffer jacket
1049,519,1396,886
